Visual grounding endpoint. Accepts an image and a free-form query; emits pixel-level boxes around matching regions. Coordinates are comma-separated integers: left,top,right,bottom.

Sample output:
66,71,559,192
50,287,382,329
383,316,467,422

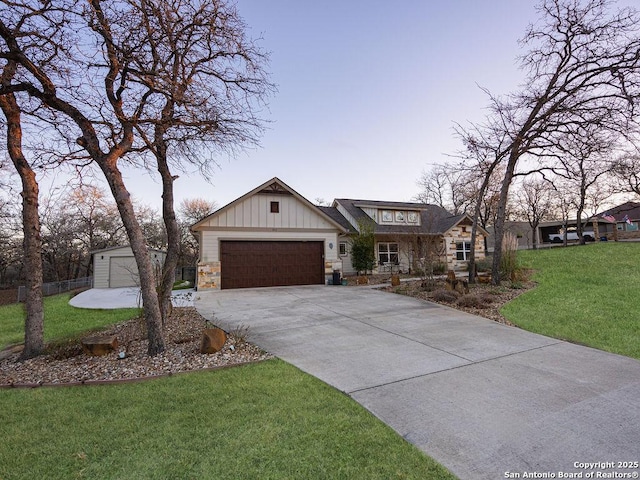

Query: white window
378,242,399,265
456,241,472,261
339,242,347,256
381,210,393,223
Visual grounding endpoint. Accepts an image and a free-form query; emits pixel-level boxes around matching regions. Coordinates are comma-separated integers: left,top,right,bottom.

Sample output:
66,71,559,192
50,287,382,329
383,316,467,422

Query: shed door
109,256,139,288
220,241,324,289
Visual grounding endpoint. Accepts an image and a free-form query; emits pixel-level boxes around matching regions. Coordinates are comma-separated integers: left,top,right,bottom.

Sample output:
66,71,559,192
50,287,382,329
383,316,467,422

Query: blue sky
120,0,540,210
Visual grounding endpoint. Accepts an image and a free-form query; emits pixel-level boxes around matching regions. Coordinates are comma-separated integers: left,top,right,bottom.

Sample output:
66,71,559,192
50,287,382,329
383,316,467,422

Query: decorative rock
81,335,118,356
445,270,469,294
200,328,227,354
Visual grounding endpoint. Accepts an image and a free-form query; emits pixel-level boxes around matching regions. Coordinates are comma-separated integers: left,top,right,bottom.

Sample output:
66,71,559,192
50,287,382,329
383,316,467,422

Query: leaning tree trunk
491,150,519,286
0,92,44,360
155,134,180,325
99,161,166,355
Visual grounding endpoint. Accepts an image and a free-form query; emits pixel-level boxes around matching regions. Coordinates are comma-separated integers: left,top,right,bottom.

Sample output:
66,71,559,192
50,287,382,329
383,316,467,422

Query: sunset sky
68,1,565,209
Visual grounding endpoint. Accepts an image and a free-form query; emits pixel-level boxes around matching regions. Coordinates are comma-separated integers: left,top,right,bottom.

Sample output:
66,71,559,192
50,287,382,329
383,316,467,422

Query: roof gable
191,177,348,232
333,198,486,236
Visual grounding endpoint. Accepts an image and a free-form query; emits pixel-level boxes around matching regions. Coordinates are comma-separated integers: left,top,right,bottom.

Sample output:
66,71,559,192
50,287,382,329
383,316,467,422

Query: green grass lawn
502,242,640,360
0,293,140,350
0,294,455,479
0,360,455,479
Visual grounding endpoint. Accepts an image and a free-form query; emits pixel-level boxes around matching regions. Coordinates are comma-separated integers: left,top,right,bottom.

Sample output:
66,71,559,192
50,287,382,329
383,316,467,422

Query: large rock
81,335,118,356
200,328,227,354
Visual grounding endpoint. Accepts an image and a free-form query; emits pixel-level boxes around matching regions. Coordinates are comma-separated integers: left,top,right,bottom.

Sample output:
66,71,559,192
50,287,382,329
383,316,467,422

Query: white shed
92,246,166,288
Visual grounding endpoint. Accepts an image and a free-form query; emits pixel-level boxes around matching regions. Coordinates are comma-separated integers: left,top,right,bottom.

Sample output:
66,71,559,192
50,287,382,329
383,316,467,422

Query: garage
91,246,166,288
109,256,139,288
221,241,324,289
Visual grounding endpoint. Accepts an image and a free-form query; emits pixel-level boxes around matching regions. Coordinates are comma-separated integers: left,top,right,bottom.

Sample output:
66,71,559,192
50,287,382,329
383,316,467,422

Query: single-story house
593,201,640,241
191,178,487,290
92,246,166,288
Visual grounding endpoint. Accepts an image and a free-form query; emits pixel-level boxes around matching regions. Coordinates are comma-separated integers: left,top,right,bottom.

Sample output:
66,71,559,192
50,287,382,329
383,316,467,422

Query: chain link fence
17,276,93,302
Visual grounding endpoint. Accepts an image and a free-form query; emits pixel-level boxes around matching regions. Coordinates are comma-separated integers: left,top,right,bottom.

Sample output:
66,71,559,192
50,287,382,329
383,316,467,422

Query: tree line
0,0,273,359
0,184,216,286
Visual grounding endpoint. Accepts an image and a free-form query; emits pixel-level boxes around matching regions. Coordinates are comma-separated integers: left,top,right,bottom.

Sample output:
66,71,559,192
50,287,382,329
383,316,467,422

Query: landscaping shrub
431,289,459,303
456,294,492,309
474,258,493,273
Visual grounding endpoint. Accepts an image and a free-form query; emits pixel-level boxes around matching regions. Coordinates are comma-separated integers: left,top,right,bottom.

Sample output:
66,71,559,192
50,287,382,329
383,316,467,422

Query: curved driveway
195,285,640,480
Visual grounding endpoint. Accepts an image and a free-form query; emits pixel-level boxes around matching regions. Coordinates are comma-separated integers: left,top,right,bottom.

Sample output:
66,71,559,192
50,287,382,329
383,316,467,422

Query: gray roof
317,206,356,232
333,199,470,235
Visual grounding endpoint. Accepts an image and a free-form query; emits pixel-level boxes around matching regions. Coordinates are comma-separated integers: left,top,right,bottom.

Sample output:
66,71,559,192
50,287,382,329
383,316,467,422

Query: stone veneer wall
197,262,221,290
444,226,485,271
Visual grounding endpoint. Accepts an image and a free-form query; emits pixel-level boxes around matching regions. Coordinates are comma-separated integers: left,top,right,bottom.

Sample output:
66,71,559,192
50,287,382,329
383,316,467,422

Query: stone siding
197,262,221,290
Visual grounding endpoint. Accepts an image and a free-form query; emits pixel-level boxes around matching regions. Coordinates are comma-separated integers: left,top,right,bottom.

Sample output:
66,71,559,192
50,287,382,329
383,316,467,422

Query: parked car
548,229,595,243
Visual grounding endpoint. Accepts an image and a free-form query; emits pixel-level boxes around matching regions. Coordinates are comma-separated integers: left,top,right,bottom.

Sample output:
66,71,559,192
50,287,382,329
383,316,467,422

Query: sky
69,1,542,209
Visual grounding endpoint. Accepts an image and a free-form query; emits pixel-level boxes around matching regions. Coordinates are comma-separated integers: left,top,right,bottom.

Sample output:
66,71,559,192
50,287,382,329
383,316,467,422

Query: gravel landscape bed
380,278,536,325
0,307,271,387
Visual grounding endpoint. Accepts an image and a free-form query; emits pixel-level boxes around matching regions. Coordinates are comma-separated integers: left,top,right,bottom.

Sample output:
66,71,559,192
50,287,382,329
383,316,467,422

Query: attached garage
220,241,324,289
92,246,166,288
192,177,348,291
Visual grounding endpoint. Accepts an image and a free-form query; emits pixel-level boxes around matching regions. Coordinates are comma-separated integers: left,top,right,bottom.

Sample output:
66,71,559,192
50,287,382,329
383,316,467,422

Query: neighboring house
191,178,487,290
593,201,640,241
92,246,166,288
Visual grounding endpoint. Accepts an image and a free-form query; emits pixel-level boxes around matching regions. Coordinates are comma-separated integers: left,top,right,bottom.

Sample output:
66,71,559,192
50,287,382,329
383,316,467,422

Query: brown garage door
220,241,324,289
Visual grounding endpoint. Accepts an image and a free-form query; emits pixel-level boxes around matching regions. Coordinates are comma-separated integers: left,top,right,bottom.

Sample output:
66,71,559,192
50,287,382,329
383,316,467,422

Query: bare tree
416,165,474,215
0,0,168,354
0,0,271,353
553,128,619,243
513,177,555,249
0,59,44,359
118,0,272,322
487,0,640,284
178,197,217,268
613,153,640,197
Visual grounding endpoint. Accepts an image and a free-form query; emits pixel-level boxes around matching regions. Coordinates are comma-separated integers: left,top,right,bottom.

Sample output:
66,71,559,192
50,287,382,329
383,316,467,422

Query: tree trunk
99,162,166,355
491,151,518,286
156,147,179,325
468,159,500,284
0,92,45,360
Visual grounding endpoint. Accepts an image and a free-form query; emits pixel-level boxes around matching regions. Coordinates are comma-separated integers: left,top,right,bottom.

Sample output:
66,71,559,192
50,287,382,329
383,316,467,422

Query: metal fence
17,276,93,302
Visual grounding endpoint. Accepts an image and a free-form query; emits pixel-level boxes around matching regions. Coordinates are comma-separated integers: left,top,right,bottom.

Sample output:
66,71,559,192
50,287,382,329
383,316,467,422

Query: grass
501,242,640,360
0,293,455,479
0,360,455,479
0,293,140,350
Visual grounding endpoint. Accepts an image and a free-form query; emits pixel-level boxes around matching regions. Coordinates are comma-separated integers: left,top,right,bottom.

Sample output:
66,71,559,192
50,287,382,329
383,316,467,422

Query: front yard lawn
502,242,640,360
0,293,140,350
0,359,455,479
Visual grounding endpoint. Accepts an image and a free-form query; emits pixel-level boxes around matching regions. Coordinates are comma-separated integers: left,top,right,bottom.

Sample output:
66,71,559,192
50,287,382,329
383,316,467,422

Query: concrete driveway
195,285,640,480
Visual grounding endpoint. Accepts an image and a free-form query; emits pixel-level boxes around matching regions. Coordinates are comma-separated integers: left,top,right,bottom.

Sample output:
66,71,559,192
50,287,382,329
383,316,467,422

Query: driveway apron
195,285,640,480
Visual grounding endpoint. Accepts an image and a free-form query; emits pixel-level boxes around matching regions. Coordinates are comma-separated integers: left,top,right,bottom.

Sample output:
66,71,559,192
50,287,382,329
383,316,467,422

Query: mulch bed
379,278,536,325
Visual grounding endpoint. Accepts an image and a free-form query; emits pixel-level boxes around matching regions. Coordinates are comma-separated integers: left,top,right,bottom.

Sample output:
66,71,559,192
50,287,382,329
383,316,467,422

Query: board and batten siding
202,194,336,230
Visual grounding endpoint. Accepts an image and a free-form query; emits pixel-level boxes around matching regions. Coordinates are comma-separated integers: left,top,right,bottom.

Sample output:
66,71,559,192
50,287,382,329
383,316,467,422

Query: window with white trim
378,242,399,265
339,242,347,256
455,241,472,261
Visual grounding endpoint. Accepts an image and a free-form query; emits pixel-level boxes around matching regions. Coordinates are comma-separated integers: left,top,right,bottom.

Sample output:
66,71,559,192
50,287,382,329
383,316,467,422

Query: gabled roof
595,201,640,222
191,177,348,232
333,198,486,236
90,245,166,255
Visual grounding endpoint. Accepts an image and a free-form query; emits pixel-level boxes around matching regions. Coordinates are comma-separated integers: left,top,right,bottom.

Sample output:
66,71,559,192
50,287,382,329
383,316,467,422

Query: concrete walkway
69,287,194,309
195,285,640,480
